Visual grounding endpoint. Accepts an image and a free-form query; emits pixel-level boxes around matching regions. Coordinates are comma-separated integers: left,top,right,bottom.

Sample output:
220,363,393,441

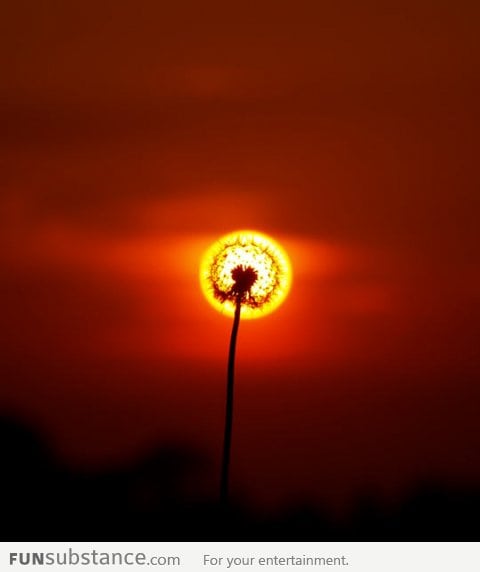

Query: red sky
1,0,479,511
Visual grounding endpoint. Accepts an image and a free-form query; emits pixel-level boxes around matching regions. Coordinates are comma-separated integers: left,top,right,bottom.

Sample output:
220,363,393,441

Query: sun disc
200,230,292,319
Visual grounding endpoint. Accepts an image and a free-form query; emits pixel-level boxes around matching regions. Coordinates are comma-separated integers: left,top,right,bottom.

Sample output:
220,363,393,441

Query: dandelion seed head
200,230,292,319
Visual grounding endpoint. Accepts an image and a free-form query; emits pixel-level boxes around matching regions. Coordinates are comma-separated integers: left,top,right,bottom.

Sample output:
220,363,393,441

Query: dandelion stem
220,295,242,505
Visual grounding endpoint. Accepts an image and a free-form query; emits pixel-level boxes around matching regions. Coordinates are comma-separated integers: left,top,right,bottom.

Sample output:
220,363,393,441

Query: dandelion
200,230,291,319
199,230,292,504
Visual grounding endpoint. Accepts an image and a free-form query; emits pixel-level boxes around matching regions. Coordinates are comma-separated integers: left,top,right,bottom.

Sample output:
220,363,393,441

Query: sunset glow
200,231,292,319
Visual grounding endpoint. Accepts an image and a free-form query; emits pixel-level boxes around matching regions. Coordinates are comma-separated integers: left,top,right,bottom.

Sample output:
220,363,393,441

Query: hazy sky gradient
1,0,479,510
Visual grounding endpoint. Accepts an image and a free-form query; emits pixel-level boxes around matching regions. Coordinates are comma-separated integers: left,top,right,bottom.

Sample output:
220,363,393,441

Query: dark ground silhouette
1,415,479,541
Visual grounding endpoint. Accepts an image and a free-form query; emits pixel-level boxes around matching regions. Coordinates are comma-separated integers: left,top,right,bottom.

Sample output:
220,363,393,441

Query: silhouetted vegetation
1,415,479,541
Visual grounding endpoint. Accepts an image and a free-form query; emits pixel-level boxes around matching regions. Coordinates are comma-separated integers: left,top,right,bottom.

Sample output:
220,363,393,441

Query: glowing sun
200,230,292,319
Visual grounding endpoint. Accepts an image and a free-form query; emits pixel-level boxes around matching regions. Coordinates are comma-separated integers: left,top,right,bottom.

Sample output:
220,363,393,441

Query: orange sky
1,0,479,510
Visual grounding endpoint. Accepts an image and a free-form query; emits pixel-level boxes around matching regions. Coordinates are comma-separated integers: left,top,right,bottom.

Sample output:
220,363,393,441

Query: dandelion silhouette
200,231,292,505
